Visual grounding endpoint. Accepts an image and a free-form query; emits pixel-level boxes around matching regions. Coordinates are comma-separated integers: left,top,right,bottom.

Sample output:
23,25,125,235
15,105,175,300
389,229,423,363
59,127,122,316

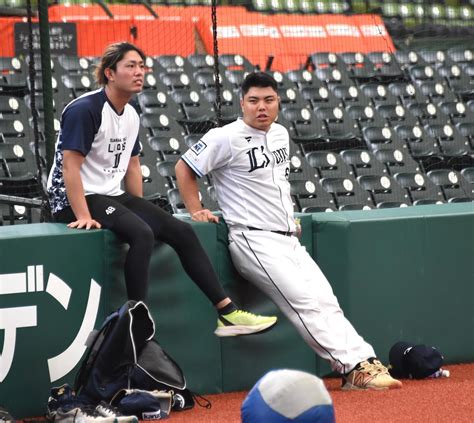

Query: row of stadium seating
0,48,473,225
250,0,473,21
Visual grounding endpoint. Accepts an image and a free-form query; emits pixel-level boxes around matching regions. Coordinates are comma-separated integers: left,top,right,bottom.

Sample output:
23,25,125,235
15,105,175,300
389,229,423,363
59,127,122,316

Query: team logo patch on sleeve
190,140,207,155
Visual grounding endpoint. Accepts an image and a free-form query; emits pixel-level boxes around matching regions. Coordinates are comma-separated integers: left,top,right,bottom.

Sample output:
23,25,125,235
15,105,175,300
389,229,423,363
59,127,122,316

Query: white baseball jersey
181,118,297,233
47,88,140,214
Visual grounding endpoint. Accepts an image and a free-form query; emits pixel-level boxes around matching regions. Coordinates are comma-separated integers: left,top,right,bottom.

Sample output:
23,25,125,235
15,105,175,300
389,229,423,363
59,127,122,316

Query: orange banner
0,18,22,57
197,12,395,71
0,7,394,68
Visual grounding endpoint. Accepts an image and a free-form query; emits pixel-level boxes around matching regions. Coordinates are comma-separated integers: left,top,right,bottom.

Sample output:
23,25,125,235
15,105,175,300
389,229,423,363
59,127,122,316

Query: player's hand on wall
67,219,102,230
191,209,219,223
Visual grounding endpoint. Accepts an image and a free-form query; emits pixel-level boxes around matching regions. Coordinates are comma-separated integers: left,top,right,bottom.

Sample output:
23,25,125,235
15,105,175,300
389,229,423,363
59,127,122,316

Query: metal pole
37,0,55,173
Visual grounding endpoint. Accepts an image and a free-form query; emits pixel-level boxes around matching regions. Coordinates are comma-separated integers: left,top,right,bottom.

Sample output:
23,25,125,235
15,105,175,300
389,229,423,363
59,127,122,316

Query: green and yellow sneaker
215,310,278,337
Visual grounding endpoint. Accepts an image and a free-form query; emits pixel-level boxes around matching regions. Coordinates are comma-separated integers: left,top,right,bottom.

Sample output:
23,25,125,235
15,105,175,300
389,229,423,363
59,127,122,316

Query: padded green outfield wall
0,225,114,418
311,203,474,366
1,204,473,418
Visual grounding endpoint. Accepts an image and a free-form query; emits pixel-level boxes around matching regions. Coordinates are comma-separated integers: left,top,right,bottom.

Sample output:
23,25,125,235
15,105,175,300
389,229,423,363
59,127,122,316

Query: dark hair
95,42,146,86
241,72,278,97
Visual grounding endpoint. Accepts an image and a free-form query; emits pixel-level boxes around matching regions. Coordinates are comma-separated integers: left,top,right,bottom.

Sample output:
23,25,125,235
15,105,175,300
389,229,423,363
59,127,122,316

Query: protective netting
0,1,472,221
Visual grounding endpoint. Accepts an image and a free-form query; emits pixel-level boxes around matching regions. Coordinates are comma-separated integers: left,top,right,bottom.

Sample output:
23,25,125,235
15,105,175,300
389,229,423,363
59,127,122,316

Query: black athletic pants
54,192,228,303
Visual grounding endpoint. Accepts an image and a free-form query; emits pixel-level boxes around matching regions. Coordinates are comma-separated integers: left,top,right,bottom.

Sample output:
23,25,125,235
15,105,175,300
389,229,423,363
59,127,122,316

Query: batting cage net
0,0,472,223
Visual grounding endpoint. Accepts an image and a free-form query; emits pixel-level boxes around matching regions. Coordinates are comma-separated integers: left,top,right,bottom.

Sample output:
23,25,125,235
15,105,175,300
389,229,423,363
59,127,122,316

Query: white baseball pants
228,228,375,374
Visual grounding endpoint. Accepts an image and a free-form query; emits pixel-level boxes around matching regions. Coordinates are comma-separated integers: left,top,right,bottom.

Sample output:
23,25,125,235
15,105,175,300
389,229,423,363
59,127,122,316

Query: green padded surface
312,203,474,366
0,224,110,418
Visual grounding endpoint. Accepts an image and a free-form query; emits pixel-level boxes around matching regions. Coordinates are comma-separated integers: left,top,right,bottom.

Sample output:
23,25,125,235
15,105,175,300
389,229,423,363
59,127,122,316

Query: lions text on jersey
47,89,140,214
182,118,297,233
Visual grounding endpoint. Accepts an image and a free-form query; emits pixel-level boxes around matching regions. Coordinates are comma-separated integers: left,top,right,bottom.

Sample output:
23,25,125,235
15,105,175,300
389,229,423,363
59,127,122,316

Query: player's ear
278,96,281,111
104,67,114,82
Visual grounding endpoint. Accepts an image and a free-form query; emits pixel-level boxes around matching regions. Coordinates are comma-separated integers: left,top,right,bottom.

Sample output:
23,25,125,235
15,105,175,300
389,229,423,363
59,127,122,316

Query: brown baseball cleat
342,358,403,390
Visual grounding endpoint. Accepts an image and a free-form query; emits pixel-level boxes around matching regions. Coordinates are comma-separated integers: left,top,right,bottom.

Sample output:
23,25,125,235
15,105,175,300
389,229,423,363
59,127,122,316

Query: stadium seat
156,159,178,186
166,187,187,214
0,119,29,143
0,174,42,199
330,83,370,106
61,74,93,99
24,93,59,119
0,57,25,75
309,52,343,69
339,52,376,81
202,88,241,124
281,106,327,143
376,103,418,126
447,47,473,64
439,100,474,125
139,156,173,203
357,174,411,208
437,63,472,95
314,67,352,86
427,169,473,201
57,55,93,78
193,69,225,90
305,151,354,179
287,69,322,89
460,167,474,195
142,71,168,91
289,176,337,212
408,64,441,84
362,125,407,152
0,74,28,96
360,82,399,106
455,122,474,151
394,50,427,70
395,124,440,158
417,81,457,103
137,90,183,118
418,49,451,67
225,69,250,88
407,102,446,125
299,85,338,109
159,71,200,92
424,123,470,156
313,105,360,140
147,134,185,162
155,55,189,73
268,71,299,91
340,148,388,177
0,142,30,176
367,52,405,82
141,113,186,137
287,140,318,181
170,89,216,133
374,147,421,175
218,54,255,72
394,171,445,205
345,104,385,129
187,54,216,71
388,81,426,106
0,96,28,120
320,176,373,210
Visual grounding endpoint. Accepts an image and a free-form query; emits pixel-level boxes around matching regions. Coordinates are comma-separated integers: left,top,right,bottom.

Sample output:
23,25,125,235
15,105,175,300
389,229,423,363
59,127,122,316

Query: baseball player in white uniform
175,72,402,389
